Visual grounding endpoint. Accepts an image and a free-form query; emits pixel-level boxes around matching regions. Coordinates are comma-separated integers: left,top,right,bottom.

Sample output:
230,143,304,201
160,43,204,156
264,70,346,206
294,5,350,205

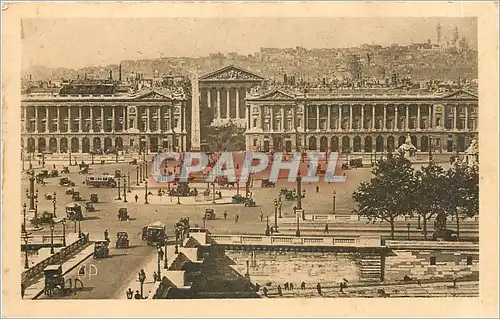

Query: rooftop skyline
22,17,477,70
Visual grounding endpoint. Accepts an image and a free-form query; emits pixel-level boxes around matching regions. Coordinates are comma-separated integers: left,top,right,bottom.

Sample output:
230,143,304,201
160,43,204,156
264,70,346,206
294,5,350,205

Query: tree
413,162,447,239
353,153,416,239
443,163,479,239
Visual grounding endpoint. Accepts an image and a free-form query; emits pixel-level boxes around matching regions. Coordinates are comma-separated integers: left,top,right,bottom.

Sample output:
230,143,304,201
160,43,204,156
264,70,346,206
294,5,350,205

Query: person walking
135,194,139,203
284,282,289,290
317,283,322,296
235,214,239,223
224,211,227,219
104,229,109,241
277,284,283,297
289,282,294,291
134,290,141,299
260,211,264,222
126,288,133,299
316,185,320,193
324,224,329,234
301,282,306,290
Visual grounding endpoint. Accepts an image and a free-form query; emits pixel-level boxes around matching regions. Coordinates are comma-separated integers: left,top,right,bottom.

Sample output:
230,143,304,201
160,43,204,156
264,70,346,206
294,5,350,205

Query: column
146,107,151,132
78,107,82,132
281,106,285,131
216,89,221,120
371,105,375,130
405,105,409,129
383,105,387,130
100,107,104,132
453,104,457,130
207,89,212,108
260,106,264,129
270,107,275,132
361,105,364,130
395,106,399,130
35,106,39,133
338,105,342,130
316,106,320,130
465,104,469,130
56,107,60,132
123,106,127,132
428,105,432,129
349,105,353,130
327,106,331,130
89,107,94,132
112,107,116,132
417,105,421,130
226,89,230,119
158,106,162,132
45,107,49,132
236,89,240,119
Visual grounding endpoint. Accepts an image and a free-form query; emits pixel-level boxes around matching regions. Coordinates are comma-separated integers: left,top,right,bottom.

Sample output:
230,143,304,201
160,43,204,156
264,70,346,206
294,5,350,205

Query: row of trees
353,154,479,240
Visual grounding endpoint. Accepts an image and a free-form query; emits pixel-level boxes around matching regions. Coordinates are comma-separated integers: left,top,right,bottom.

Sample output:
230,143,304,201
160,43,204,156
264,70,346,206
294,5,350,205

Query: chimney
119,64,122,82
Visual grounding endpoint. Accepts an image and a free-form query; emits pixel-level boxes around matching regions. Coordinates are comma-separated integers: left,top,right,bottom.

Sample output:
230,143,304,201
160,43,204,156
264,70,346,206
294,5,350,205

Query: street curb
31,246,94,300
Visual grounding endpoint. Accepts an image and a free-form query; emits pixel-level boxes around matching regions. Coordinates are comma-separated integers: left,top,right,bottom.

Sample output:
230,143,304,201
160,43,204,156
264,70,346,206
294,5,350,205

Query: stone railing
210,234,381,248
384,240,479,251
21,233,90,285
21,234,65,246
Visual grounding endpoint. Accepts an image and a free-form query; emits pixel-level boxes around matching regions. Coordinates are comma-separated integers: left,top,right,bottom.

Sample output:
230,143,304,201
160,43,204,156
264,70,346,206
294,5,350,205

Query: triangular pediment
199,65,264,81
443,89,478,100
134,90,172,101
251,89,295,101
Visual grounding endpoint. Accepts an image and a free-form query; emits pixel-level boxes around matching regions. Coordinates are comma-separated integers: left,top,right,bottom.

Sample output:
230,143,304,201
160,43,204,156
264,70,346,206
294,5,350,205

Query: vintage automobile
244,197,257,207
432,229,458,242
85,202,96,212
50,169,59,178
79,163,90,174
90,193,99,203
203,209,216,220
117,208,130,221
142,221,166,246
93,240,110,259
31,211,55,225
129,158,138,165
38,170,49,179
261,179,276,188
61,166,70,174
44,193,55,200
231,194,247,204
60,177,76,187
114,170,122,179
65,187,76,195
116,232,130,249
43,264,65,297
71,191,83,201
66,203,84,221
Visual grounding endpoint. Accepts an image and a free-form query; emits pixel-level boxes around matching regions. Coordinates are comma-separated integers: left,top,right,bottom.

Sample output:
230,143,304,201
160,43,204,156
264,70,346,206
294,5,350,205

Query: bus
85,174,117,188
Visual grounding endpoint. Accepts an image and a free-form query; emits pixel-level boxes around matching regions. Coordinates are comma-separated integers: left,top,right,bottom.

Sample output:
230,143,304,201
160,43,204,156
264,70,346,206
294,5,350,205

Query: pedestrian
277,284,282,297
317,283,322,296
174,245,179,254
135,194,138,203
301,282,306,290
324,224,329,234
140,269,146,281
126,288,133,299
262,286,268,297
284,282,289,290
453,277,457,288
255,283,260,292
104,229,109,241
224,212,227,219
134,290,141,299
316,185,319,193
260,211,264,221
289,282,294,290
235,214,239,223
340,282,344,293
153,271,158,282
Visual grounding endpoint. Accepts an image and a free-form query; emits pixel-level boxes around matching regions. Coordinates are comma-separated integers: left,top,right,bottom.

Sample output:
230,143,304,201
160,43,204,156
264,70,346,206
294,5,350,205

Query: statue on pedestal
398,134,417,159
463,137,479,166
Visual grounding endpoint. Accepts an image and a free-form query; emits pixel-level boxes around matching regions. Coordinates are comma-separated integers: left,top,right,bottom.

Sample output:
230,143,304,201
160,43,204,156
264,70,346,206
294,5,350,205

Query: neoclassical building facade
21,83,190,154
245,89,478,154
198,65,264,128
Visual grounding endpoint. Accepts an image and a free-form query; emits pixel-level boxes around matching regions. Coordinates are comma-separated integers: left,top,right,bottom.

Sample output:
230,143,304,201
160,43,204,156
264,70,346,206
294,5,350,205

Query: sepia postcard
2,1,498,318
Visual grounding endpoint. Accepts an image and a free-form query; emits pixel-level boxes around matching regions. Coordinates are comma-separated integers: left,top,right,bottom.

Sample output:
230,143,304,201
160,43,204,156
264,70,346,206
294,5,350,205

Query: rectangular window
253,139,257,147
253,119,257,128
467,256,473,265
430,256,436,265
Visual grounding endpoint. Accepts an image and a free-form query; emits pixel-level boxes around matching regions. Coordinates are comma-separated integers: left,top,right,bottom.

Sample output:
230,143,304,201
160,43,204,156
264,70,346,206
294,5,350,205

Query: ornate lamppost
212,182,216,204
273,199,278,232
50,222,55,254
62,218,66,246
52,192,57,218
123,178,127,203
157,246,163,281
24,235,30,269
164,242,168,269
332,191,336,214
265,216,270,236
136,166,140,186
117,177,122,200
138,272,146,299
22,203,27,233
139,164,143,183
278,198,282,218
296,171,302,210
295,214,301,237
127,172,131,193
236,178,240,195
144,180,149,204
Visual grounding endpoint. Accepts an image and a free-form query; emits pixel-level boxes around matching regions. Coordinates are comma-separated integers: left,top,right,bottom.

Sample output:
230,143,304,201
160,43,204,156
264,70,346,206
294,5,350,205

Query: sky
22,17,477,70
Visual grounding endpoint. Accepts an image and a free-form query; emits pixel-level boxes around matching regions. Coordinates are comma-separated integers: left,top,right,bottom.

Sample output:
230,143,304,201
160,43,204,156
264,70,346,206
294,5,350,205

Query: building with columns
198,65,264,128
21,81,190,154
245,89,478,154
